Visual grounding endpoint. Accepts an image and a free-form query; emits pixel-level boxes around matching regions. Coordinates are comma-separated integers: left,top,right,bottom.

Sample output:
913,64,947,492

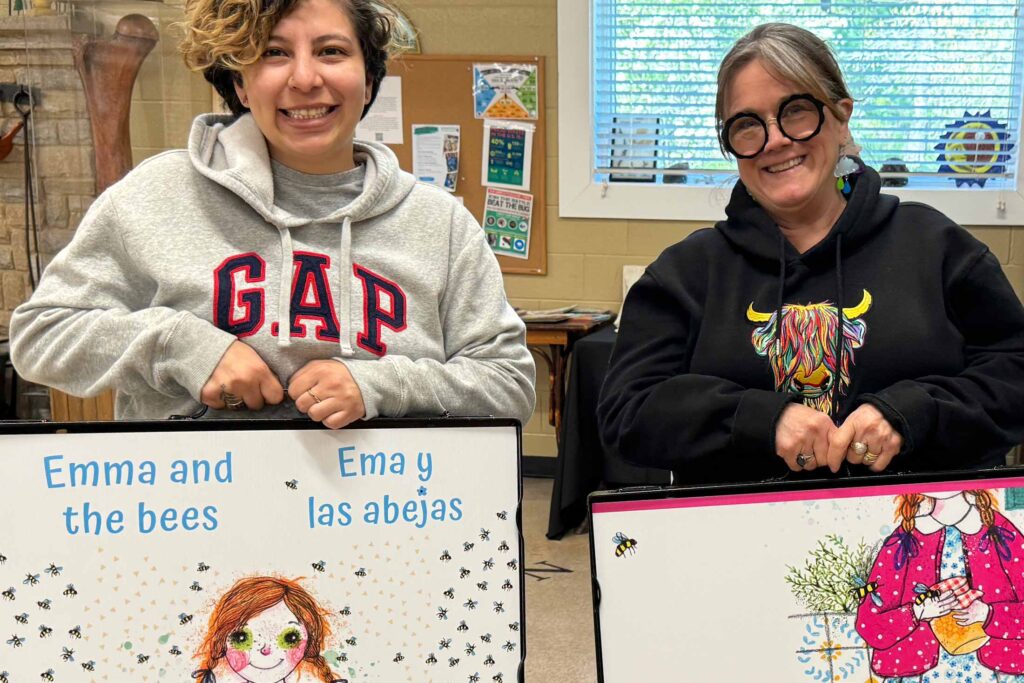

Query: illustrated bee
0,670,7,682
506,559,517,570
68,625,81,639
459,567,471,579
345,636,358,647
497,541,509,553
480,633,492,643
501,640,516,652
479,528,490,541
492,674,504,683
38,624,52,637
443,587,455,600
457,620,469,632
61,646,75,662
493,601,505,614
483,655,495,666
137,654,149,664
479,578,491,590
179,612,194,625
81,661,95,672
285,479,298,490
170,645,182,656
613,532,638,557
14,613,28,624
448,657,460,667
501,579,513,591
7,634,24,647
40,669,54,681
437,606,448,620
63,583,78,597
197,562,210,572
426,653,437,665
340,606,352,616
469,673,480,682
463,542,475,552
851,576,883,607
37,599,51,610
464,643,476,656
312,560,326,573
482,558,495,571
337,652,348,662
44,564,62,577
0,553,6,564
23,573,40,586
914,583,942,606
354,567,367,578
440,549,452,563
439,638,452,650
2,587,14,601
463,598,478,610
190,581,203,592
508,622,519,631
496,511,507,520
393,652,404,663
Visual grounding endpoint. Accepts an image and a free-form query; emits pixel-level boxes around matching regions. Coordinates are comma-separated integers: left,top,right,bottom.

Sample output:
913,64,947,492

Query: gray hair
715,23,854,155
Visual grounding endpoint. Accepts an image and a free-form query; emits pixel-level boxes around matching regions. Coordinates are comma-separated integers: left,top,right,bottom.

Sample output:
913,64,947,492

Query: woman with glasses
598,23,1024,483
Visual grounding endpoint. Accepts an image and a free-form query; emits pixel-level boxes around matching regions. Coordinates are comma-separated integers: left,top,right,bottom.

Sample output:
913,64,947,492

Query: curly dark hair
181,0,393,119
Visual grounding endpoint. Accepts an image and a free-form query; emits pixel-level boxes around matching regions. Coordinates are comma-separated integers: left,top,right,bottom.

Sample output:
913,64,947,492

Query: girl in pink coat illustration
856,490,1024,681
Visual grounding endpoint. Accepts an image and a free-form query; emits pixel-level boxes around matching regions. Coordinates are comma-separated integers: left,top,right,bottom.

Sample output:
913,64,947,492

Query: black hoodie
597,163,1024,484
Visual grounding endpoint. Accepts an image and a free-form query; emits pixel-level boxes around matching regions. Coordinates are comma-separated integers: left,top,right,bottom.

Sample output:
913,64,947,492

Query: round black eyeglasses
722,94,827,159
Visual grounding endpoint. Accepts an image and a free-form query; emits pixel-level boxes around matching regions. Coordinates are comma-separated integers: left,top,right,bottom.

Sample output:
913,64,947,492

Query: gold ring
307,388,322,404
863,452,880,465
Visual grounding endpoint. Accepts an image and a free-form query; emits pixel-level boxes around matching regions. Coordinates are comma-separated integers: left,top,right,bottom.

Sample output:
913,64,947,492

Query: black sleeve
860,249,1024,464
597,268,794,473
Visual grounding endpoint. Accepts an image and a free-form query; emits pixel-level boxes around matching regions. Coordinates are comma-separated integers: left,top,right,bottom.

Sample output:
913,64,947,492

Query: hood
716,159,899,268
186,113,417,229
185,113,418,357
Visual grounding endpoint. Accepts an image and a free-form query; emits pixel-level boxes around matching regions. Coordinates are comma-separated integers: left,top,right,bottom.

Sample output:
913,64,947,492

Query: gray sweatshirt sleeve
342,208,536,425
9,191,236,401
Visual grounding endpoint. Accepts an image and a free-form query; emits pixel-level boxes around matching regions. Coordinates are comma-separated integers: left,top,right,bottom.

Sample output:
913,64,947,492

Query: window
558,0,1024,224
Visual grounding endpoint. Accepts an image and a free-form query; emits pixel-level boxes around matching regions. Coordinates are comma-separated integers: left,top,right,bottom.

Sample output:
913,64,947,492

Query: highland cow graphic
747,290,872,415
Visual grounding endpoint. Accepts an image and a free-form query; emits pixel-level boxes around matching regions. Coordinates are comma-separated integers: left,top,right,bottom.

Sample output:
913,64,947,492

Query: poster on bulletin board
590,468,1024,683
0,418,524,682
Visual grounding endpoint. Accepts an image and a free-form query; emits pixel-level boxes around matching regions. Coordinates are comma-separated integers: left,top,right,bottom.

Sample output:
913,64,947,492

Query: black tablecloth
546,326,671,538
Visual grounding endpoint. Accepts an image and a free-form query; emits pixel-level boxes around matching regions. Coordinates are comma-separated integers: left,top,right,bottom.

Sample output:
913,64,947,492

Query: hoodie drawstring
338,216,354,357
277,226,294,348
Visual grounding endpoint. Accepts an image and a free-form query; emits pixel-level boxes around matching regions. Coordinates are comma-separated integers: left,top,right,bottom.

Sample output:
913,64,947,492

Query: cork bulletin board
385,54,547,275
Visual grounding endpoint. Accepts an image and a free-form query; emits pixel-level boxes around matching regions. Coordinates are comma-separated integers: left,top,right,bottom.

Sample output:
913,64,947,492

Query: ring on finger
220,384,246,411
307,388,322,404
862,451,880,465
796,453,813,469
851,441,869,456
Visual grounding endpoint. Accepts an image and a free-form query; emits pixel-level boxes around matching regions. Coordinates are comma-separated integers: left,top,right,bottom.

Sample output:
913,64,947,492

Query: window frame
557,0,1024,225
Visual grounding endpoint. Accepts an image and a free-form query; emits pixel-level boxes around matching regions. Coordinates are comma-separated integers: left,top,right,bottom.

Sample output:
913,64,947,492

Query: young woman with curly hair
10,0,535,428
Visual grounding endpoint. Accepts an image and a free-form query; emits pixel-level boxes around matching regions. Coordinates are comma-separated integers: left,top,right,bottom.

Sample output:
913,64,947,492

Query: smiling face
225,601,308,682
724,59,852,226
233,0,372,174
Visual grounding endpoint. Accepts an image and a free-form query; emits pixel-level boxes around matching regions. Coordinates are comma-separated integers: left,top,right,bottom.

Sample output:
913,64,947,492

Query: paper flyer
473,63,538,120
482,120,534,191
483,188,532,259
412,124,461,192
355,76,403,144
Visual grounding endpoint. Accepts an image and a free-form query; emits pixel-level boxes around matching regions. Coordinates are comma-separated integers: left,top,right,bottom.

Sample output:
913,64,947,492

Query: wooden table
525,314,615,435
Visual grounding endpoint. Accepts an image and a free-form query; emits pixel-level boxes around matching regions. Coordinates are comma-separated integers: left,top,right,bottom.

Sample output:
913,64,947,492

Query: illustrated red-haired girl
855,490,1024,681
193,576,344,682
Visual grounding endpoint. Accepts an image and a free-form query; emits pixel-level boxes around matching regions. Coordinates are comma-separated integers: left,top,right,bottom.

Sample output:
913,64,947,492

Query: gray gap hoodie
10,113,536,423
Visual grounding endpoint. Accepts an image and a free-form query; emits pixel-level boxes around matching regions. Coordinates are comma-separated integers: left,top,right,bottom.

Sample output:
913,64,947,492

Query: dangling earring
834,150,858,197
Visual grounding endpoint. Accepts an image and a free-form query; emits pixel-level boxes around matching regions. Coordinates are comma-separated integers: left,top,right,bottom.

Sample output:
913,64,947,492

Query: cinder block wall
1,2,1022,460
